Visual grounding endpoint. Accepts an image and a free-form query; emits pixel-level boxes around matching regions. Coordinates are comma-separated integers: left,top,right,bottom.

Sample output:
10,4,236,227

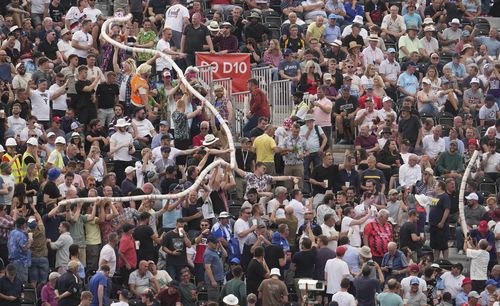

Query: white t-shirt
320,223,339,250
72,30,93,58
57,183,77,198
66,7,85,29
354,203,377,230
0,174,15,206
287,199,305,230
83,7,103,23
325,258,350,294
99,244,117,276
440,271,465,299
331,291,356,306
87,66,106,83
341,216,361,247
31,0,49,14
30,89,51,121
156,39,172,71
479,104,500,121
132,118,155,138
483,152,500,173
267,198,289,215
234,218,251,253
110,131,134,161
495,222,500,251
164,4,190,32
49,83,68,111
401,276,427,296
7,116,26,136
466,248,489,280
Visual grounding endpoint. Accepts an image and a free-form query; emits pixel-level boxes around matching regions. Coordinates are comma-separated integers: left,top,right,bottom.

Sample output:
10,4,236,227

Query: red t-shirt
359,95,382,109
192,134,204,147
118,233,137,269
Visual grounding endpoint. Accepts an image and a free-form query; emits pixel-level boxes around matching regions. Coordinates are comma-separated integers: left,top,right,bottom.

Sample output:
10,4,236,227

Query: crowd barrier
269,79,292,126
196,65,214,92
251,66,273,94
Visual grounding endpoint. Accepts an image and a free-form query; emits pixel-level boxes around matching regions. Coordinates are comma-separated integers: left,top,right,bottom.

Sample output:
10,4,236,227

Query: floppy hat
223,294,239,305
115,118,130,128
202,134,219,146
207,21,220,32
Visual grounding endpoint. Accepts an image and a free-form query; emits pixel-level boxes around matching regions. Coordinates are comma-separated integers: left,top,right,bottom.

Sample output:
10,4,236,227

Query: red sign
196,53,251,93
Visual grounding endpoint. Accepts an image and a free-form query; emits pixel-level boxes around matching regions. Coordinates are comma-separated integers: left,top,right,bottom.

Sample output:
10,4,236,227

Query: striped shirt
363,220,393,257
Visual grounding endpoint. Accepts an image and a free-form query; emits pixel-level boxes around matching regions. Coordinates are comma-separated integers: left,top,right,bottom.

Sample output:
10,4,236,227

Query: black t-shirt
292,247,317,278
423,5,445,23
149,0,168,14
43,181,61,199
325,49,347,63
75,79,93,108
334,96,359,114
398,115,422,146
96,83,119,109
38,40,59,60
342,34,364,48
163,230,188,267
183,24,210,54
447,190,459,215
246,258,267,295
330,70,343,90
161,178,179,194
133,224,155,261
353,276,380,306
264,244,285,272
364,0,387,24
280,36,305,53
49,3,63,22
399,221,418,250
313,247,335,280
85,129,107,153
182,202,202,231
56,272,81,306
236,149,256,172
311,164,339,195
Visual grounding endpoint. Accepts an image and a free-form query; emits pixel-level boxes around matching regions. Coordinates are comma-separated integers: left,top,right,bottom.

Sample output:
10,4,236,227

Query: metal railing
196,65,213,92
269,79,292,126
231,91,251,138
212,78,232,99
251,66,273,94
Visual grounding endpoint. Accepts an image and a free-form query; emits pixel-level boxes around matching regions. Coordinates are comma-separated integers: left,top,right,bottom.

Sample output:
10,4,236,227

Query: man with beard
85,119,109,153
132,107,156,148
436,140,464,178
12,62,31,95
108,104,129,136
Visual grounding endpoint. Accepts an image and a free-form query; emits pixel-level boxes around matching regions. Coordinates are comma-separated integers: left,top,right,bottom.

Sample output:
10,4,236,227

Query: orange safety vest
130,74,149,107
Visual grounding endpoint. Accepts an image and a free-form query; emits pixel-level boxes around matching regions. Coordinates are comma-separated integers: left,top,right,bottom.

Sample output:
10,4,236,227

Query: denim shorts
11,261,28,283
29,256,49,283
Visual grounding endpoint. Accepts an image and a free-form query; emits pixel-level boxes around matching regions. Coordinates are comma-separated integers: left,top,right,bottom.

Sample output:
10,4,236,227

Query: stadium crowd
0,0,499,306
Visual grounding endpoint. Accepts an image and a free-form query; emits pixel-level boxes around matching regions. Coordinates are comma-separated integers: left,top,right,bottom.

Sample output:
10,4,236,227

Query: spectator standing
243,79,271,137
258,268,288,306
180,13,214,67
7,217,32,283
325,246,350,296
429,181,451,260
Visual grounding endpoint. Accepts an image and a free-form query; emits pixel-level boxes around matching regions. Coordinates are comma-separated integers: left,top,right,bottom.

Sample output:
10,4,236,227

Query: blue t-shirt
429,193,451,226
278,60,300,78
203,248,225,283
403,13,422,28
397,72,419,96
88,271,108,306
162,199,183,229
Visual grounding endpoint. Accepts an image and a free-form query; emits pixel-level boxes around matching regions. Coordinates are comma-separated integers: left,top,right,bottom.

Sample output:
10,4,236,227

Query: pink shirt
41,283,57,306
313,97,333,127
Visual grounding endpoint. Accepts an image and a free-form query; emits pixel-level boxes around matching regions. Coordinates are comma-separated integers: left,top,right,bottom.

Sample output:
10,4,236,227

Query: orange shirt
130,74,149,107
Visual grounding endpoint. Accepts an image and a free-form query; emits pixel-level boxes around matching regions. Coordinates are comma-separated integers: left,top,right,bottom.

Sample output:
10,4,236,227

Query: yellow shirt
84,217,102,245
253,133,276,163
307,22,326,41
398,35,423,60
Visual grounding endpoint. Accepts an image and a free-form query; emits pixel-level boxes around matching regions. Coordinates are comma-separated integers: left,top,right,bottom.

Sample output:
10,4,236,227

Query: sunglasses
201,224,210,227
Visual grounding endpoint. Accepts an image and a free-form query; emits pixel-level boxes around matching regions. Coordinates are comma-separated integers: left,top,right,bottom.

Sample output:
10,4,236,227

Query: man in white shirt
481,140,500,178
331,278,356,306
420,26,439,56
156,28,186,76
287,189,306,229
110,118,135,183
163,0,190,47
379,48,400,88
354,100,382,128
341,15,368,39
422,125,445,160
48,73,69,118
362,35,384,68
325,246,350,295
465,239,490,287
233,206,258,254
398,154,422,188
58,172,77,197
28,79,51,126
400,263,428,296
340,207,370,247
320,213,339,250
83,0,103,23
379,97,397,121
7,103,26,136
65,0,87,30
12,63,32,94
440,263,465,299
57,29,74,62
132,108,157,144
381,5,406,41
71,19,93,66
99,232,118,276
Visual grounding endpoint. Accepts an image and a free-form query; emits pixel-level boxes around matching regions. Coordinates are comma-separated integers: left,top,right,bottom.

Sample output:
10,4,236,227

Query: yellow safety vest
49,151,65,170
2,153,22,183
21,151,36,179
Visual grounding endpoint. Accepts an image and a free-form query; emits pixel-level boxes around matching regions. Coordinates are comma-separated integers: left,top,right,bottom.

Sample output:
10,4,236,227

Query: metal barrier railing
251,66,272,94
231,91,251,138
196,65,213,92
269,79,292,126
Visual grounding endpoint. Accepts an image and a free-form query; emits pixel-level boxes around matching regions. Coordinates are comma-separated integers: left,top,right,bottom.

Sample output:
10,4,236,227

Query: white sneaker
458,250,464,255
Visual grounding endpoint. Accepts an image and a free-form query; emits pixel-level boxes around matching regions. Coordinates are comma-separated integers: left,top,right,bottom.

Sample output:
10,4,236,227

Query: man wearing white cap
441,18,462,54
46,136,66,170
456,193,486,254
464,77,485,115
258,268,288,305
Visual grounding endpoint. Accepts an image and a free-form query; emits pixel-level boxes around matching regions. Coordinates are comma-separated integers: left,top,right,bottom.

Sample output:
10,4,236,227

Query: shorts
430,224,449,250
29,256,49,283
131,11,143,24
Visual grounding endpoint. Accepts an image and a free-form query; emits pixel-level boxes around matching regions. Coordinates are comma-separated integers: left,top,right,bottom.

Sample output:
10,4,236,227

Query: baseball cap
465,192,479,201
270,268,281,277
409,264,420,273
336,246,346,256
328,13,338,19
47,131,56,138
468,291,480,299
468,139,478,146
388,189,398,196
125,166,135,174
462,277,472,286
55,136,66,144
52,116,61,123
283,48,292,56
471,77,480,84
159,120,169,126
387,48,396,53
206,235,218,244
118,289,133,299
486,279,498,287
410,278,420,285
479,220,489,233
70,122,80,130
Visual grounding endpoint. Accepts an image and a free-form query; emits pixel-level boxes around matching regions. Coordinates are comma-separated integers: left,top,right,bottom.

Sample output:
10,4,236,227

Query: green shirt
178,282,197,306
377,292,404,306
136,30,157,62
436,151,464,176
220,278,247,306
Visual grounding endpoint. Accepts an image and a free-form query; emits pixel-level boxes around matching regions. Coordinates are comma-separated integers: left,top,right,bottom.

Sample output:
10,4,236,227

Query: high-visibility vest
2,153,22,183
48,150,65,170
21,151,36,179
130,74,149,107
